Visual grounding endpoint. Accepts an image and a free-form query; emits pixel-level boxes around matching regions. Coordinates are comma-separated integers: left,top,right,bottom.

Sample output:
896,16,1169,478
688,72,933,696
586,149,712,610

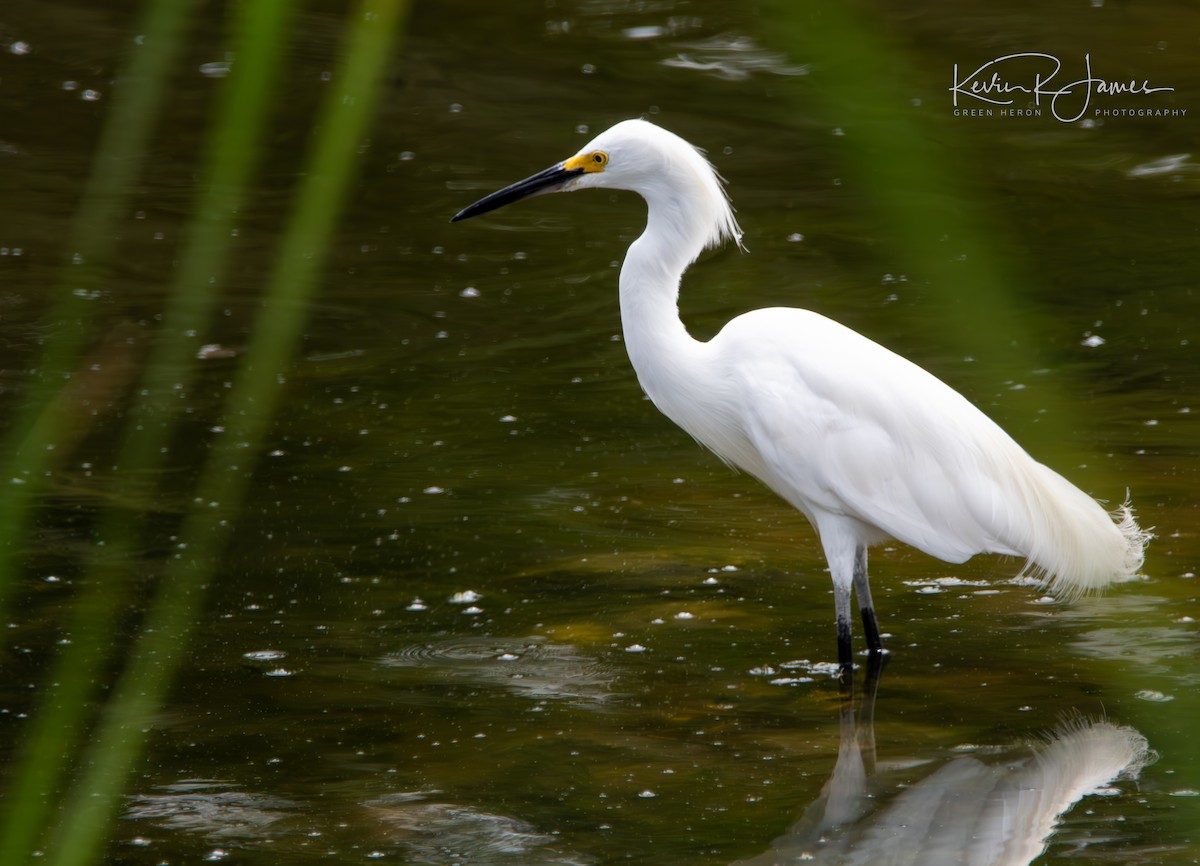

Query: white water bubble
1135,689,1174,702
243,650,286,661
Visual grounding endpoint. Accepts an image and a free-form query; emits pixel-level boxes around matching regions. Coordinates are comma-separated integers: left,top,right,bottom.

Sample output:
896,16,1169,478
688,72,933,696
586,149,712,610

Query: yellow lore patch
563,150,609,172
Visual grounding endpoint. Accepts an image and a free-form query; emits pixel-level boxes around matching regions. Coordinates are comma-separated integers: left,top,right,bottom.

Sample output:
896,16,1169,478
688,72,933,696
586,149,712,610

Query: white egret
452,119,1150,672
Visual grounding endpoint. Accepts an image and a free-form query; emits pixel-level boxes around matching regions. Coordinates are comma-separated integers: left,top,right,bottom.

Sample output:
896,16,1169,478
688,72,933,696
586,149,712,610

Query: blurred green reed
755,0,1161,575
0,0,199,625
0,0,294,857
760,0,1193,839
0,1,408,863
758,0,1061,440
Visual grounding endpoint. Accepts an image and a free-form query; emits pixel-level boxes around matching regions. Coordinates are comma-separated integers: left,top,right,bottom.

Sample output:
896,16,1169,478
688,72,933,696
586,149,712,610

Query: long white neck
617,177,735,443
619,201,706,365
598,122,741,447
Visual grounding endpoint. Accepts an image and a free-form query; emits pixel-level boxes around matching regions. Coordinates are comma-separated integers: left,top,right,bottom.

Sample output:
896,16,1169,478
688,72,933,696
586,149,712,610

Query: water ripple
125,779,296,839
380,636,615,705
366,792,590,865
661,34,809,81
1126,153,1198,178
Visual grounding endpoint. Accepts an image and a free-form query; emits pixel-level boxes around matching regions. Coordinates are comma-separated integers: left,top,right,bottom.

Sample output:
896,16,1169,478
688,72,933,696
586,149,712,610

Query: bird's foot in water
838,648,889,692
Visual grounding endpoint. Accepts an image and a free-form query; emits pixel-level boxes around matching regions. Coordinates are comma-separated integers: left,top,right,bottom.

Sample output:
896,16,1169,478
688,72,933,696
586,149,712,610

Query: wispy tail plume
1108,494,1153,579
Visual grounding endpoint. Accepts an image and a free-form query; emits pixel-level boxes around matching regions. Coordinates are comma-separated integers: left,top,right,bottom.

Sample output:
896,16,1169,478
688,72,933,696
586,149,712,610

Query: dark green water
1,1,1197,864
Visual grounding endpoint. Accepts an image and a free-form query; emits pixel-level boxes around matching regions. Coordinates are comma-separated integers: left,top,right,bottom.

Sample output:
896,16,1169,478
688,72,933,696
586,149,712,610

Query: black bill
451,162,584,222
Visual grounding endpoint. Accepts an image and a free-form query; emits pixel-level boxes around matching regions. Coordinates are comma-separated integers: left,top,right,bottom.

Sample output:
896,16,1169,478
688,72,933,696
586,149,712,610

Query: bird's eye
562,150,609,173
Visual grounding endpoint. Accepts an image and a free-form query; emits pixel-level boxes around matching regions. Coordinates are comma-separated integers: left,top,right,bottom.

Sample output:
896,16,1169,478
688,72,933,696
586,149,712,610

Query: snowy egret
452,119,1149,672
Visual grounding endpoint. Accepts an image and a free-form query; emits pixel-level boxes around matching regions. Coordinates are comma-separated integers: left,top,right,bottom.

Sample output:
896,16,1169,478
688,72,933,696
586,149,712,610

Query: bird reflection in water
733,659,1152,866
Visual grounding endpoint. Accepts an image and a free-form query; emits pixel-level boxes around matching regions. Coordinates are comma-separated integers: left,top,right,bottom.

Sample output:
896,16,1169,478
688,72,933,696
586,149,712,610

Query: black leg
860,606,883,653
852,545,885,654
837,617,853,682
834,581,854,682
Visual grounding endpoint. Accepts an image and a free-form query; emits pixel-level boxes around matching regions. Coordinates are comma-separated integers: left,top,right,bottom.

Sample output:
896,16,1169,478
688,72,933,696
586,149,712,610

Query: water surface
0,1,1196,863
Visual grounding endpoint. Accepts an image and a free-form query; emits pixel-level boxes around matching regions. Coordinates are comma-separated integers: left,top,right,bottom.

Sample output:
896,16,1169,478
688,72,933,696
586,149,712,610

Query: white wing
708,308,1033,562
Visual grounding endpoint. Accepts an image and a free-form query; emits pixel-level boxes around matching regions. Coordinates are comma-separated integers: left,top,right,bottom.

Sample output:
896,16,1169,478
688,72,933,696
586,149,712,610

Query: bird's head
451,119,742,252
449,120,647,222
